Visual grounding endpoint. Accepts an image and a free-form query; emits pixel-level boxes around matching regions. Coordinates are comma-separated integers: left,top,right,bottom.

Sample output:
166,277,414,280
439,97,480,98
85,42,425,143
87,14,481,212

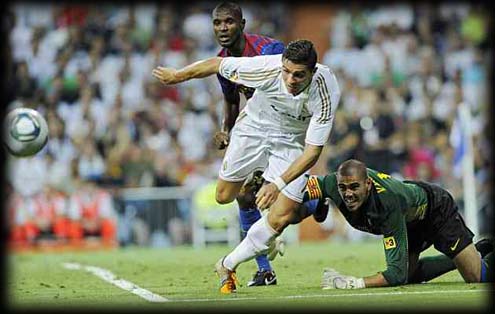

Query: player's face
336,175,372,211
281,58,315,96
212,10,245,48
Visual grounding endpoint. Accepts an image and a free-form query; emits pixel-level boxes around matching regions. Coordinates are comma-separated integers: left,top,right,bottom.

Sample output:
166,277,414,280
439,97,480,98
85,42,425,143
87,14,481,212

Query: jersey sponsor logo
383,236,397,250
269,104,311,121
450,238,461,251
306,176,322,200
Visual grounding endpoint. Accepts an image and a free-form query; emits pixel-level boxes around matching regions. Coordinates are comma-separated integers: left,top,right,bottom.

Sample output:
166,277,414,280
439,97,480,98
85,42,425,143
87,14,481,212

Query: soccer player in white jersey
152,39,341,293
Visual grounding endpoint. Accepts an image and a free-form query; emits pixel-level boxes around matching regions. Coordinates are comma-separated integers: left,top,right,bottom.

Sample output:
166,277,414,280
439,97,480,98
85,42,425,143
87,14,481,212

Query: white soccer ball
4,108,49,157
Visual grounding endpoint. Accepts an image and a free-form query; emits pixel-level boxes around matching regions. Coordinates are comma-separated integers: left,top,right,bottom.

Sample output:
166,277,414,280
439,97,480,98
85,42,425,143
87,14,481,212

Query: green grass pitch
7,241,492,312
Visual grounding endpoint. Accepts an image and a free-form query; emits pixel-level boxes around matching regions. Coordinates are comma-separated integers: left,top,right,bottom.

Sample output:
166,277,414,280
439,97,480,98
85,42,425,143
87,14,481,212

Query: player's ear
366,177,372,191
240,18,246,31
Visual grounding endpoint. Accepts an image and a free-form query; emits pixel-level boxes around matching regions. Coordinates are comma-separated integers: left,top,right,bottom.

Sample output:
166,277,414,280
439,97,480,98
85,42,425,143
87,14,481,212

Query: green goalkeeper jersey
306,169,428,285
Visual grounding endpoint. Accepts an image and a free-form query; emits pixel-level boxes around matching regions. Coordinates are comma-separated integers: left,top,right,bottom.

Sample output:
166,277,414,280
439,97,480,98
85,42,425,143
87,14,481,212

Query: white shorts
219,115,308,203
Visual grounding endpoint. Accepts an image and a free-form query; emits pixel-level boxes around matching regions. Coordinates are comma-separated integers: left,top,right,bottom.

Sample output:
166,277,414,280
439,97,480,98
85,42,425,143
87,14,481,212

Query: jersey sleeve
305,69,341,146
303,175,325,202
303,173,336,201
216,73,237,96
380,208,409,286
218,55,281,89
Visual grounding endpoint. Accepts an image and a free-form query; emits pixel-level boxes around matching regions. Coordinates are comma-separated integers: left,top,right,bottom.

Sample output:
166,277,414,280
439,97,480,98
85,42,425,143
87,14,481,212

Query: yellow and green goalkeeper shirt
305,169,428,285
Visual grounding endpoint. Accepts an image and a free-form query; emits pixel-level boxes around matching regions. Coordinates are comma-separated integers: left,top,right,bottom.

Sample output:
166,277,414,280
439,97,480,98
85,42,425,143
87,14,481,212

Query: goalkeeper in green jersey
302,159,493,289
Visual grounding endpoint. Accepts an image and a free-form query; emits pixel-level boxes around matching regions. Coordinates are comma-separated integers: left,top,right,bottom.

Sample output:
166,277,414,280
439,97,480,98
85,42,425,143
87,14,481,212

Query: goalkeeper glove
321,268,365,289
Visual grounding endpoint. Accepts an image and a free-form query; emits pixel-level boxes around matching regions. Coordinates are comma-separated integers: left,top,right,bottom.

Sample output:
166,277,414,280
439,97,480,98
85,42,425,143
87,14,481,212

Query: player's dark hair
282,39,317,70
212,1,243,20
338,159,368,179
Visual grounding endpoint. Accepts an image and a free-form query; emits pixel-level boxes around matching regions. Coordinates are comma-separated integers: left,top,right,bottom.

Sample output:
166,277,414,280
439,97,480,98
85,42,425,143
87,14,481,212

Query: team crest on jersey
229,71,239,81
306,176,322,199
383,236,397,250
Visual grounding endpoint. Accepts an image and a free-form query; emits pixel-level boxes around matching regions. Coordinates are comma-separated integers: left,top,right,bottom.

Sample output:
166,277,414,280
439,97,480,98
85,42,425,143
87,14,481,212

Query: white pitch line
168,288,489,303
61,263,489,304
63,262,168,303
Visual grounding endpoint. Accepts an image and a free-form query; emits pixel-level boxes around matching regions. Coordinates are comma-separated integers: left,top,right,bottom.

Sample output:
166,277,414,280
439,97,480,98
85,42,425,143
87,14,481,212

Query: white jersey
219,54,340,146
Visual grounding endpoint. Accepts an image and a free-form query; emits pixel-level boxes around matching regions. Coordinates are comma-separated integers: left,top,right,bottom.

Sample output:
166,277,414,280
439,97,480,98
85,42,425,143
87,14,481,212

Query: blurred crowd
4,2,288,247
320,3,492,238
4,2,492,247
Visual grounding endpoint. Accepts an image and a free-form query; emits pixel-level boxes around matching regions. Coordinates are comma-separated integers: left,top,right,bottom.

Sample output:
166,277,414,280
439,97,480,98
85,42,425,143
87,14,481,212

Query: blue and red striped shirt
217,33,285,99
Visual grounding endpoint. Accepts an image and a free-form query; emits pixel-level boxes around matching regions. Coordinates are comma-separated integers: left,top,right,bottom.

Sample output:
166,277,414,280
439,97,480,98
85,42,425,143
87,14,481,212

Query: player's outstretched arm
321,268,390,289
152,57,223,85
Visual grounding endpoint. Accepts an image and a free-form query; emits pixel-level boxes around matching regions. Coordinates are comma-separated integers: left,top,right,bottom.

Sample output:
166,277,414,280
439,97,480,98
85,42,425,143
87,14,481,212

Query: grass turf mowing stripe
63,262,168,303
167,288,488,303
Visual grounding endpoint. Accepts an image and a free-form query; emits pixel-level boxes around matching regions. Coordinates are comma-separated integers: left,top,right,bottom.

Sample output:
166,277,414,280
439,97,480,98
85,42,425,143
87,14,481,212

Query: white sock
224,215,279,270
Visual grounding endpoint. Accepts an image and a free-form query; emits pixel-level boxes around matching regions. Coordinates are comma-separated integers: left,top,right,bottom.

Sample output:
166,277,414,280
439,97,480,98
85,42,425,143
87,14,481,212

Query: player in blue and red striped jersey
211,2,285,287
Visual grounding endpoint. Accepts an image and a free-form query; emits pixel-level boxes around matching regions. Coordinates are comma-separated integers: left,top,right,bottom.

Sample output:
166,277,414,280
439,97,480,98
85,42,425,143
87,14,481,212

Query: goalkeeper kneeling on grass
302,159,493,289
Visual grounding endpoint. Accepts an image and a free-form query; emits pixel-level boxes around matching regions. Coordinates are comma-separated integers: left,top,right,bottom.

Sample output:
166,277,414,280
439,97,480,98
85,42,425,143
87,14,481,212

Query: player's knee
464,273,479,283
215,189,235,205
267,209,293,233
461,268,480,283
454,244,483,282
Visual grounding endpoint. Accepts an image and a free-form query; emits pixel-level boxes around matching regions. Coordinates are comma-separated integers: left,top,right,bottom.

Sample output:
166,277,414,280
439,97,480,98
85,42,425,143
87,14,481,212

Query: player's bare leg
215,179,245,204
237,171,279,286
266,194,304,232
219,193,301,272
453,243,482,282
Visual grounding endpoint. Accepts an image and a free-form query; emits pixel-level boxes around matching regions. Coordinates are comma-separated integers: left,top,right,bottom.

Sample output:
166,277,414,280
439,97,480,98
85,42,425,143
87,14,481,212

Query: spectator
67,178,117,245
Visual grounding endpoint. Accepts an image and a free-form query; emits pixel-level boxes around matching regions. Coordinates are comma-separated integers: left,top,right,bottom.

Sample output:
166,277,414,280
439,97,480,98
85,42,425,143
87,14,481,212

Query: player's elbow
303,144,323,165
209,57,222,74
383,267,408,286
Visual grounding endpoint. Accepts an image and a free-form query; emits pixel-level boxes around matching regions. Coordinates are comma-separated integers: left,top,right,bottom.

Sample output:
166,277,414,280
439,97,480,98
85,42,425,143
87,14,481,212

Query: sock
480,252,493,282
224,215,279,271
408,254,456,283
239,208,272,271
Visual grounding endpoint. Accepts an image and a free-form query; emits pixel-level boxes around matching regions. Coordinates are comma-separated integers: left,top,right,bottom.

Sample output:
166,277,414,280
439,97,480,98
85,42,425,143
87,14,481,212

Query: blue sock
480,258,488,282
303,199,319,216
239,208,272,271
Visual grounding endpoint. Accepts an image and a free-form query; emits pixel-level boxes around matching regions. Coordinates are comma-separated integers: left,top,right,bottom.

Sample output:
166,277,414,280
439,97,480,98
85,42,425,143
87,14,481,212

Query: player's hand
152,66,178,85
213,131,230,149
255,183,280,210
321,268,365,289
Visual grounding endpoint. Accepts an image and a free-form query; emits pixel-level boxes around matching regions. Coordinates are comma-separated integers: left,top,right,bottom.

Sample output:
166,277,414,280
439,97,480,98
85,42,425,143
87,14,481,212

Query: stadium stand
5,3,491,249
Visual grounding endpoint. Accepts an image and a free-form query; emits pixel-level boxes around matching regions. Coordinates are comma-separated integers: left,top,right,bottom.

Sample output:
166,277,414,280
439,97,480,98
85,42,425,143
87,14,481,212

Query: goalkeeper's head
336,159,372,211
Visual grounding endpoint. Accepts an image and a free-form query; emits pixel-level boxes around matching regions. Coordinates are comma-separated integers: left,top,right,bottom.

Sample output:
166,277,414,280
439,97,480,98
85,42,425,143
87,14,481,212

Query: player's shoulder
245,33,285,55
245,33,280,44
310,64,340,96
242,53,283,66
314,63,337,80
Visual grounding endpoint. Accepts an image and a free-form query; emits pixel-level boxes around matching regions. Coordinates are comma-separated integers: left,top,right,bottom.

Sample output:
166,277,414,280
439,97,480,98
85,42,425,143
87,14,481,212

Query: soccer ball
4,108,49,157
